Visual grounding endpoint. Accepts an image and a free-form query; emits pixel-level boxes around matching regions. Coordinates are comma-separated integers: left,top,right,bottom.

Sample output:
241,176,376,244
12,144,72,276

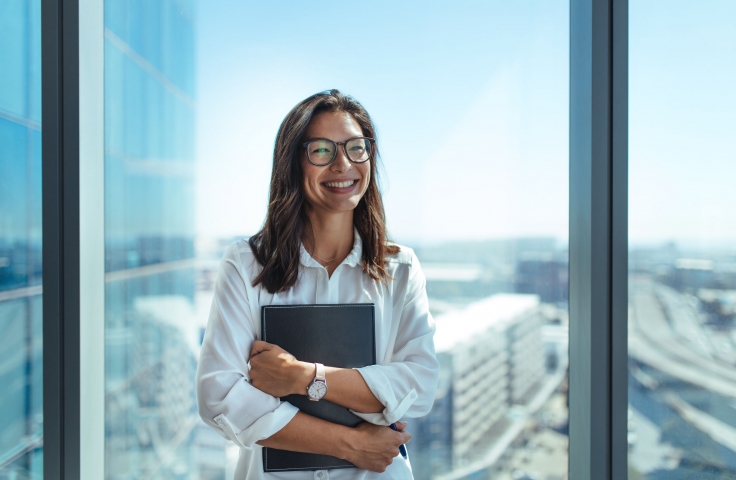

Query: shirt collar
299,226,362,269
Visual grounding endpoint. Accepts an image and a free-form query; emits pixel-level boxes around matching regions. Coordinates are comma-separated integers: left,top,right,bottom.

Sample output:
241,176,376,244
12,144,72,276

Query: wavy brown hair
248,89,399,293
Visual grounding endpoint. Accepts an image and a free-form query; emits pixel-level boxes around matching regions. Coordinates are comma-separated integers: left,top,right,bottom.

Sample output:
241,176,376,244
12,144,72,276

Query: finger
399,431,412,443
395,421,408,431
250,340,271,357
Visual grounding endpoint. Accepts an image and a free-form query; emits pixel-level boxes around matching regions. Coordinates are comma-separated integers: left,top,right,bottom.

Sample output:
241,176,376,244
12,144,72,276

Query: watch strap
314,362,326,382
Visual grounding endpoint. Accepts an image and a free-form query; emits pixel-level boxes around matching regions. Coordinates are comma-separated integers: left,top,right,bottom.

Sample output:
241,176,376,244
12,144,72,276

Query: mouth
321,179,359,192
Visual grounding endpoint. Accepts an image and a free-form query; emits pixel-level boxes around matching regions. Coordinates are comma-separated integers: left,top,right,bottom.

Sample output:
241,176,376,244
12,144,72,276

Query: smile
322,179,358,188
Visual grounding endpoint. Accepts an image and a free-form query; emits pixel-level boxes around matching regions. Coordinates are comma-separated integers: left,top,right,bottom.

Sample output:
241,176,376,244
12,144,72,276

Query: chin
330,201,360,212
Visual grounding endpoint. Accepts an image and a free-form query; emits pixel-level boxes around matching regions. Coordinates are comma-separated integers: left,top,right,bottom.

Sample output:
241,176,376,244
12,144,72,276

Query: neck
303,208,355,261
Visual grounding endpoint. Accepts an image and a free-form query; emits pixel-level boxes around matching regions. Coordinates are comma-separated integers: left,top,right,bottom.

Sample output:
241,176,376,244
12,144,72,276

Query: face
300,111,371,216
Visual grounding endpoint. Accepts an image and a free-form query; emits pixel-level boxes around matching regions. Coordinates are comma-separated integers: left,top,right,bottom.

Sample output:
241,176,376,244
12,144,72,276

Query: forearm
323,367,384,414
256,411,353,458
248,342,384,414
257,412,412,473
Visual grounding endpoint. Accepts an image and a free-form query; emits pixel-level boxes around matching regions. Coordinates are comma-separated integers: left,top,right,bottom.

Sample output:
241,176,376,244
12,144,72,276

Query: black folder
260,303,376,472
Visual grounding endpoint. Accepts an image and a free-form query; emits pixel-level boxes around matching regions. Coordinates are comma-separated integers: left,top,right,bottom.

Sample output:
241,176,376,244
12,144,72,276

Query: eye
309,140,334,155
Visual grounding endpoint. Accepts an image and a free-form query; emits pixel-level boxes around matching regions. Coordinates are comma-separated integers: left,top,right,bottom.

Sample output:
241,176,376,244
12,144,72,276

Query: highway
629,279,736,469
629,281,736,398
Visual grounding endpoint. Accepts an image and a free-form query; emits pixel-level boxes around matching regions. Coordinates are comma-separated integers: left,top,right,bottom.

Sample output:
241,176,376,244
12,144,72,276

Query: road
629,280,736,475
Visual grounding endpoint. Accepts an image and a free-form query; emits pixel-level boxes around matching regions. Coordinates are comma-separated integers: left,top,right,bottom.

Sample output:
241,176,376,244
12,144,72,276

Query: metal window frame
42,0,104,478
42,0,80,476
569,0,628,478
39,0,629,478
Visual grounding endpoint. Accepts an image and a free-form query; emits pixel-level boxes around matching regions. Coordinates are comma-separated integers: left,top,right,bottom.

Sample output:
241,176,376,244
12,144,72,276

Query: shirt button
314,470,328,480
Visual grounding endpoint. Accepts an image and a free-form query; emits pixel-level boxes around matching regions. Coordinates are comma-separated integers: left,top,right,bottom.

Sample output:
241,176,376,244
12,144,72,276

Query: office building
102,0,227,477
0,0,43,475
514,254,568,305
412,294,545,477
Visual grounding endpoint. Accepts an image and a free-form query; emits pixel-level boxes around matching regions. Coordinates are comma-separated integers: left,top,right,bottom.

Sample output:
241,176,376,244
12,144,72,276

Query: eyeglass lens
307,138,372,165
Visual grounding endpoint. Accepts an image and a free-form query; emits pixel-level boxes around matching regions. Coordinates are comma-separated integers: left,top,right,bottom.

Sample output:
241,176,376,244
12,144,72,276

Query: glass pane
103,0,208,477
195,1,569,478
629,2,736,478
0,0,43,477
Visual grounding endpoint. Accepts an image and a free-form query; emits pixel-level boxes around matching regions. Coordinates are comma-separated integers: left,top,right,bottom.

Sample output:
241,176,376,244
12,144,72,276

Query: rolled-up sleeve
353,251,440,425
196,244,298,448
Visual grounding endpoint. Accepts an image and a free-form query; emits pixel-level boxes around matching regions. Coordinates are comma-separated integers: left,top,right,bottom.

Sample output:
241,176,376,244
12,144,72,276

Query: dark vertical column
609,0,629,478
569,0,628,478
42,0,80,478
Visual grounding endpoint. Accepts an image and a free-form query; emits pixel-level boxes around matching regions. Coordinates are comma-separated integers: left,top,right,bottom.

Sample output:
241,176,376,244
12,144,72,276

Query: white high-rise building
432,294,545,467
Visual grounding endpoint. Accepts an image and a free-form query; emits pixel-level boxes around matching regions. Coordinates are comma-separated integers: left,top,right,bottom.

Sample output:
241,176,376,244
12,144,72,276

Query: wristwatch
306,363,328,401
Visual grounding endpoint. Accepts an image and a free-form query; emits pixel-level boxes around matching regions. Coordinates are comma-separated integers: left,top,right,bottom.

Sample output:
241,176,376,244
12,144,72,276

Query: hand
342,421,411,473
249,340,313,397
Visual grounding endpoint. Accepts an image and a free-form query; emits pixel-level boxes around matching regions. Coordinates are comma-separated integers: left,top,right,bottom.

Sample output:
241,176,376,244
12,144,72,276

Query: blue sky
629,0,736,247
195,1,735,247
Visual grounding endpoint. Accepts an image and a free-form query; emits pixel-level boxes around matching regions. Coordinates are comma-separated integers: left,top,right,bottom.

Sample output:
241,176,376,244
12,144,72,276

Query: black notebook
260,303,376,472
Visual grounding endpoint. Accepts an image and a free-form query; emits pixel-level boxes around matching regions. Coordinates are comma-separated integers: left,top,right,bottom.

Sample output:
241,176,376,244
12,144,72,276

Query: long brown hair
249,89,399,293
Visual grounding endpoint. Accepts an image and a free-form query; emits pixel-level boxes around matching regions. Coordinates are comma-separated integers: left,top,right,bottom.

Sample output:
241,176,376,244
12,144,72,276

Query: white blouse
196,229,440,480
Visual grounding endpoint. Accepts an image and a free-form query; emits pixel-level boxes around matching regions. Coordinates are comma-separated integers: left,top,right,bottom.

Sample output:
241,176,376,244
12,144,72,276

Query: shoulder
384,243,427,297
384,243,425,282
385,242,416,266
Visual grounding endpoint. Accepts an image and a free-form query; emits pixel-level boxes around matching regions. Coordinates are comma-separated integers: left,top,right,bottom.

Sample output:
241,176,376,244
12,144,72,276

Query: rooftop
434,293,540,352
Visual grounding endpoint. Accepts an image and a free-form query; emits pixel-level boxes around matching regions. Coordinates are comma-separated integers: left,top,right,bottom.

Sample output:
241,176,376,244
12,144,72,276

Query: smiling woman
249,90,400,292
300,112,372,239
195,89,440,479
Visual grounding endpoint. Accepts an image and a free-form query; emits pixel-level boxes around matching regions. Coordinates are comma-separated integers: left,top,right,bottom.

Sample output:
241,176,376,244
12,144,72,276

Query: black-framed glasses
302,137,375,166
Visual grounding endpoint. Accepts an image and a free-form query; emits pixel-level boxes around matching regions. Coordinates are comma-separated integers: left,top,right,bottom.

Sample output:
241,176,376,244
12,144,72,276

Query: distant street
629,279,736,477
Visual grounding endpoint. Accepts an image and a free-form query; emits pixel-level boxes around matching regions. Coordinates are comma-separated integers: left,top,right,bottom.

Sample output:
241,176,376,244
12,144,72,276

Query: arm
249,250,440,424
257,413,411,473
197,243,405,471
196,244,299,449
350,251,440,425
249,341,384,413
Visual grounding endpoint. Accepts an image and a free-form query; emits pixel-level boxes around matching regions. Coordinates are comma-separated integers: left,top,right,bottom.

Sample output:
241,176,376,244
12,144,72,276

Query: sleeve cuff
351,366,418,425
214,401,299,449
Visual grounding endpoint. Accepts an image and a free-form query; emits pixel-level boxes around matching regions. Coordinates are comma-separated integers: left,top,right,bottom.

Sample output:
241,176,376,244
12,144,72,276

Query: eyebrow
303,136,364,143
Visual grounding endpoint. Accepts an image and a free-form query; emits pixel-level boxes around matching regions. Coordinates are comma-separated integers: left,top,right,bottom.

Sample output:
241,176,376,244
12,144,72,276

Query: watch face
308,381,327,399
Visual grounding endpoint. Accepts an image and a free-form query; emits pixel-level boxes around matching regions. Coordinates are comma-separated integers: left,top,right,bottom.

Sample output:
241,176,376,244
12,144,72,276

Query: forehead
305,111,363,141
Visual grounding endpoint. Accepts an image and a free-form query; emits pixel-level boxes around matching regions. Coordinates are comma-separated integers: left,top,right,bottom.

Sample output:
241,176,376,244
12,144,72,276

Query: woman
196,90,439,479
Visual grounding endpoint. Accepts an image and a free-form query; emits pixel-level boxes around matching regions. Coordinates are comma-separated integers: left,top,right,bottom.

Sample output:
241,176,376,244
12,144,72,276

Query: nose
329,145,352,172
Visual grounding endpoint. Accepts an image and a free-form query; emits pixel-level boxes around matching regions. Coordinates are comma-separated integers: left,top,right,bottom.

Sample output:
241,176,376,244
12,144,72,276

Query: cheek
301,163,321,189
361,166,371,191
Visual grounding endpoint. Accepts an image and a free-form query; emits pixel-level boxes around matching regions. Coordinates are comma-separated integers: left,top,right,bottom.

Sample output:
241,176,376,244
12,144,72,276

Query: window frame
42,0,104,478
569,0,628,478
40,0,629,478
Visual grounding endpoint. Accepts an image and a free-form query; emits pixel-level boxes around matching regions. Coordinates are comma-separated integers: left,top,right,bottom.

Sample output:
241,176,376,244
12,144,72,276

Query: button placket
326,266,342,303
315,267,329,303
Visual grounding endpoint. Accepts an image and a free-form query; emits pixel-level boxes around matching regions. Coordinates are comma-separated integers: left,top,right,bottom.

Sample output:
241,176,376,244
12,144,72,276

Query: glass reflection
0,0,43,477
103,0,223,477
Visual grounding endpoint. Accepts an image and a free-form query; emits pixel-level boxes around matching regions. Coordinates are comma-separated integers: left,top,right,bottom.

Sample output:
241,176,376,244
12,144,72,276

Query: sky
195,0,735,248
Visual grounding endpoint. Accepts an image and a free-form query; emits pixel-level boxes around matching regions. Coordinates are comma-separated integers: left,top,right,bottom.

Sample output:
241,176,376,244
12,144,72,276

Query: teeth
325,180,355,188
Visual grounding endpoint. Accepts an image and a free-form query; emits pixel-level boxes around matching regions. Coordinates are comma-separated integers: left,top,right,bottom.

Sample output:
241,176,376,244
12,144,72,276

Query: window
195,2,569,478
628,2,736,477
0,0,43,476
22,0,724,478
103,0,204,477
